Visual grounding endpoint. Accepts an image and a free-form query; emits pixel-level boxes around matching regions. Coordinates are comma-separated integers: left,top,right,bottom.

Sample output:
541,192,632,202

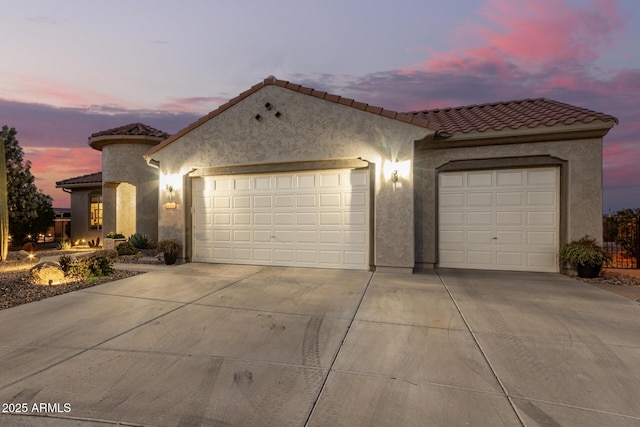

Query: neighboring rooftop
406,98,618,137
56,171,102,188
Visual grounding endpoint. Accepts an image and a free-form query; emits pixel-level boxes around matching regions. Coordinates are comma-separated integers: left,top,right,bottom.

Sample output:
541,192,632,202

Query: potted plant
104,232,126,250
559,235,611,278
157,238,183,265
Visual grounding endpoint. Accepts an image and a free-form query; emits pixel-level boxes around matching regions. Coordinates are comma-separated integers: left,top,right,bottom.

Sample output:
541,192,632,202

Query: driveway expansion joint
303,271,375,426
436,269,527,426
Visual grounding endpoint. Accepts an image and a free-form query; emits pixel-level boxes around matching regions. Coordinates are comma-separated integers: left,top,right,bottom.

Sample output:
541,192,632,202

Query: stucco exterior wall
151,85,434,269
116,182,136,237
414,138,603,268
101,143,159,242
69,188,102,242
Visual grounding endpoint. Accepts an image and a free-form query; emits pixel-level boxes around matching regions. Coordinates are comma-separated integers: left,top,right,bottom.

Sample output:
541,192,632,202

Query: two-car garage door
439,167,559,272
192,169,369,270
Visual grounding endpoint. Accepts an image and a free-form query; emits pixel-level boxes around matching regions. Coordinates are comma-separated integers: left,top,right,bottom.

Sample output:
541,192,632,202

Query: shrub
157,239,183,255
68,255,114,278
58,255,72,272
616,217,638,258
106,232,125,239
91,249,118,259
116,241,139,256
56,239,72,250
559,235,611,267
129,233,154,249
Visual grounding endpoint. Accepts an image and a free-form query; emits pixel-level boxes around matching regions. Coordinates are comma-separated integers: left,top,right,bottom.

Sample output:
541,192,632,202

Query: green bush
116,241,138,256
68,255,114,278
559,235,611,267
129,233,154,249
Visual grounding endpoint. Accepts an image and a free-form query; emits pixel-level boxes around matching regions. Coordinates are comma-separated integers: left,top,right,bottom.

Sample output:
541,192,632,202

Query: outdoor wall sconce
164,185,177,209
383,158,411,185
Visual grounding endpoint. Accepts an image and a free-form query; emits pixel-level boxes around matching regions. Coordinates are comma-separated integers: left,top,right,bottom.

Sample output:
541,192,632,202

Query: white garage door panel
439,167,559,272
193,169,369,270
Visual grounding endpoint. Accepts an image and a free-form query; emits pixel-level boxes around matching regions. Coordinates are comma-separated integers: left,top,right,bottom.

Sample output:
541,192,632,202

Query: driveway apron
0,265,638,426
437,269,640,426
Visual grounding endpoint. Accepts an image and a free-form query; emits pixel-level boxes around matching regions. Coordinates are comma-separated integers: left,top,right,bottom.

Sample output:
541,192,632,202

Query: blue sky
1,0,638,212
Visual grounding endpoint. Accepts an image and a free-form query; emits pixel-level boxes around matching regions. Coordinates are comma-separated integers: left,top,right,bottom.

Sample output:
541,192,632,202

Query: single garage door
192,169,369,269
439,167,559,272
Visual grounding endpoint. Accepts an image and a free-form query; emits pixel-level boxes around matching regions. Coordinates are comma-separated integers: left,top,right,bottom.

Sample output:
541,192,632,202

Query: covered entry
192,168,370,269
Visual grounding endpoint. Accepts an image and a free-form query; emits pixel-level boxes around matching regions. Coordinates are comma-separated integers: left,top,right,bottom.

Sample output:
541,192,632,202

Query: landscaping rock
22,242,37,252
30,262,65,285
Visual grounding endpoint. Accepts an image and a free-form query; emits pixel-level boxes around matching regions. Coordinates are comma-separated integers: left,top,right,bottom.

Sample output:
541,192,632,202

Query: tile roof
56,171,102,187
90,123,169,139
145,77,440,157
406,98,618,137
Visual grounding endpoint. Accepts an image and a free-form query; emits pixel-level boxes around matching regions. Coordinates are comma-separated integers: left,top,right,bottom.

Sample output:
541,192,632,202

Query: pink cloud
25,147,102,207
423,0,624,74
158,96,229,114
7,75,124,108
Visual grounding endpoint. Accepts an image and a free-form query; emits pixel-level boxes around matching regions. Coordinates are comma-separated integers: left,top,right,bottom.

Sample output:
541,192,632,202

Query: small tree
2,125,55,245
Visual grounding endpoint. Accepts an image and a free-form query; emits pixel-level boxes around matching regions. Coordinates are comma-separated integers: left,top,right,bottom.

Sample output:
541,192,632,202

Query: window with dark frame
89,194,103,230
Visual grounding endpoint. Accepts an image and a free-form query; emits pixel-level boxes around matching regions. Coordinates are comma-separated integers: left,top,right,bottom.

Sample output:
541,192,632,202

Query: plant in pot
559,235,611,278
157,239,183,265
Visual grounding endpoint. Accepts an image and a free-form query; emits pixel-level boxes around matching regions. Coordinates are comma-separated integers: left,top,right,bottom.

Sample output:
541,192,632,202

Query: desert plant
106,232,125,239
129,233,154,249
157,239,182,255
56,239,72,250
91,249,118,259
58,254,72,272
68,255,114,278
116,241,139,256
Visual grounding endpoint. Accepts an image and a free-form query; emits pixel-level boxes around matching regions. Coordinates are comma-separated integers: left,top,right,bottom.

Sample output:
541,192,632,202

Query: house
56,123,170,244
58,76,617,273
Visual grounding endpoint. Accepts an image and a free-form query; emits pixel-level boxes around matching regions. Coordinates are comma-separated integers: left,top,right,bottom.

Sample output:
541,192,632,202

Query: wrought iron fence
603,214,639,269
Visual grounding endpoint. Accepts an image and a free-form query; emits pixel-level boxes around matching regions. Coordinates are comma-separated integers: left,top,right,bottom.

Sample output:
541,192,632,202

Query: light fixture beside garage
163,174,181,209
384,159,411,184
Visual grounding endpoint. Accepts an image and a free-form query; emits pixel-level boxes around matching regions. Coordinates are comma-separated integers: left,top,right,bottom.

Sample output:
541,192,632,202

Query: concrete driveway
1,265,639,426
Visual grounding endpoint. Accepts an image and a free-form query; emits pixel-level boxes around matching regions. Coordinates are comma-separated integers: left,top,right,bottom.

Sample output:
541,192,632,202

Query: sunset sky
1,0,638,213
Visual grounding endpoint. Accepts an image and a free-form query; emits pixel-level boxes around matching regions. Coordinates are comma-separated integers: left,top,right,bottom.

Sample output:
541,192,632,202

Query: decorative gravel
0,267,143,310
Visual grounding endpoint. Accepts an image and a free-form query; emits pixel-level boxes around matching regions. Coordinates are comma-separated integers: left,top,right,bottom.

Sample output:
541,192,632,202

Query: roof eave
55,182,102,189
144,77,440,161
418,120,617,150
